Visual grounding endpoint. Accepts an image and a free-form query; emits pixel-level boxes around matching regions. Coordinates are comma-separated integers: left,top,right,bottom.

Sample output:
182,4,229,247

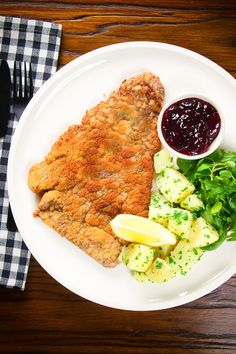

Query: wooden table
1,1,236,353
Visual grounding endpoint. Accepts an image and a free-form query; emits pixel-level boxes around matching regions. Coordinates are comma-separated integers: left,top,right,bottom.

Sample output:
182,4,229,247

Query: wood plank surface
1,257,236,354
0,1,236,353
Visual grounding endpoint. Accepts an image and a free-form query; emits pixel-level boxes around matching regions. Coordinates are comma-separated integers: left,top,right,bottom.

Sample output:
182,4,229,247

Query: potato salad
120,149,221,284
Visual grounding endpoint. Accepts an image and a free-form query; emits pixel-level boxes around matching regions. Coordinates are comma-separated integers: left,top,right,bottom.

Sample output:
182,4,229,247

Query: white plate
8,42,236,311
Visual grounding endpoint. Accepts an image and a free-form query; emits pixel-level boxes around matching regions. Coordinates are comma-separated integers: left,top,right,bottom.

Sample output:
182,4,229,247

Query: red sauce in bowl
161,97,221,156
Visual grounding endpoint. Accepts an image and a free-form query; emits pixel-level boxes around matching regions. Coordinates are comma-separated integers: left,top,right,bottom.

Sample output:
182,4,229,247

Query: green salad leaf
177,149,236,250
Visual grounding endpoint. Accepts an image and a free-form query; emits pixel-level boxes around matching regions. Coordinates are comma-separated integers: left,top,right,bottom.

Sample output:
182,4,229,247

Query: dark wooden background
0,1,236,353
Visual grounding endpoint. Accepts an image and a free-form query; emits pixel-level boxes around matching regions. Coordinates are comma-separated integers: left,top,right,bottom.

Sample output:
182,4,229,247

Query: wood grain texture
0,1,236,71
1,258,236,354
0,1,236,353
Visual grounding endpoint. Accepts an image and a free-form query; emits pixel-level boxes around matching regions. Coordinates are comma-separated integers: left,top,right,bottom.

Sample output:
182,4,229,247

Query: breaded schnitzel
28,72,164,267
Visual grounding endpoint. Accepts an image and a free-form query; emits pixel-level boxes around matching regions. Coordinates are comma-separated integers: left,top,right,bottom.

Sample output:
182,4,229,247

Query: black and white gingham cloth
0,16,62,290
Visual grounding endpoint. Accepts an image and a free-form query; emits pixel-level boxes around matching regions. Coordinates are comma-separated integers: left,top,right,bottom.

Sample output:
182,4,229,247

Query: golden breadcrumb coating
28,72,164,267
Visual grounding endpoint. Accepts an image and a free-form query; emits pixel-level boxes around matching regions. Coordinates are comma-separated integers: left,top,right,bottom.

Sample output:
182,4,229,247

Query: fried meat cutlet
28,72,164,267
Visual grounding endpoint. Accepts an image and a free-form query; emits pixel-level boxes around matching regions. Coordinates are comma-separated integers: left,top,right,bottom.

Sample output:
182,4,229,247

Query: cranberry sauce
161,97,221,156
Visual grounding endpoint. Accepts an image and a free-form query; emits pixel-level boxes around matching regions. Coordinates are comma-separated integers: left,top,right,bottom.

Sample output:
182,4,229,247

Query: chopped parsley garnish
155,261,163,269
169,256,175,264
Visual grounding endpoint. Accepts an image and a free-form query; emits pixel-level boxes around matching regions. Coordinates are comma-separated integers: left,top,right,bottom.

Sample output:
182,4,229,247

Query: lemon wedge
110,214,177,247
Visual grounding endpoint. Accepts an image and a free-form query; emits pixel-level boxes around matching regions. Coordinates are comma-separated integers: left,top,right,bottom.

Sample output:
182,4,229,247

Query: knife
0,59,11,137
0,60,17,231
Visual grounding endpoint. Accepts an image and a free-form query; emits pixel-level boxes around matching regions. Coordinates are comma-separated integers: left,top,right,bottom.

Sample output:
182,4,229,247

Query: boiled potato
180,194,204,211
146,257,176,283
122,243,155,272
132,271,149,283
156,168,195,203
166,240,203,276
168,208,193,239
155,243,177,259
154,149,173,174
149,192,173,227
189,217,219,247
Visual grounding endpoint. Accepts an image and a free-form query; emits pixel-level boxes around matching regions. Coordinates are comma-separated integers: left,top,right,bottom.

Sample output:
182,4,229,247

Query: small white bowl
157,94,225,160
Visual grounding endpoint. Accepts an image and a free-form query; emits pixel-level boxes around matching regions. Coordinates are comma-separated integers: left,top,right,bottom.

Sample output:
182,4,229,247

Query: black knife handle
7,204,18,232
0,59,11,138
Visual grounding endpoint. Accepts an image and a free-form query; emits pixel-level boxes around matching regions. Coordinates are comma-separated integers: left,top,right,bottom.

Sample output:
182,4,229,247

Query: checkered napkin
0,16,62,290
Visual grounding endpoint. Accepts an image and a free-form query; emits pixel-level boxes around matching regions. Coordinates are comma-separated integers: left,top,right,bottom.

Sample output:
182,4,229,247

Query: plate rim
8,41,236,311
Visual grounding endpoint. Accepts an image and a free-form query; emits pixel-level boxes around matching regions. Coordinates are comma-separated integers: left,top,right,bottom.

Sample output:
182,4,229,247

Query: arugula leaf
211,201,222,214
196,163,212,172
229,193,236,210
177,148,236,250
176,158,195,175
228,212,236,241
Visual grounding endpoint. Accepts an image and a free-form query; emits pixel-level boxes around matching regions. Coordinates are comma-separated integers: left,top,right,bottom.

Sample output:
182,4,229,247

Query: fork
7,61,34,232
12,61,34,119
